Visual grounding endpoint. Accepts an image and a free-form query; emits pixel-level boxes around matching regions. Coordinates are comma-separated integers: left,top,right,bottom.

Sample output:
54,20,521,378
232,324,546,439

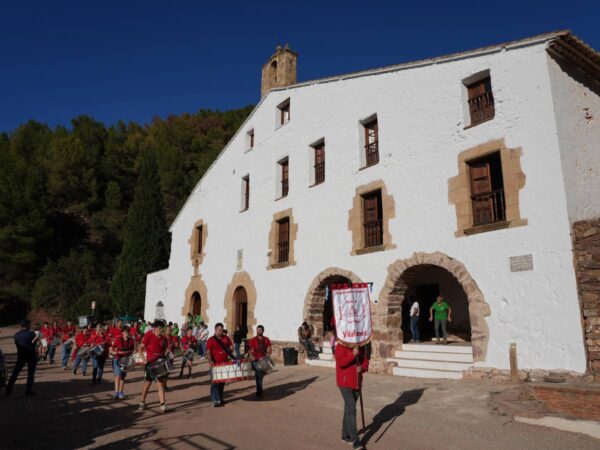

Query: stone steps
388,342,474,380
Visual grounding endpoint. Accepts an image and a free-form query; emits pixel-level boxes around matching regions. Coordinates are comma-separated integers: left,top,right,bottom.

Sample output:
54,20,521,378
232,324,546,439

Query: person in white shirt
409,298,420,343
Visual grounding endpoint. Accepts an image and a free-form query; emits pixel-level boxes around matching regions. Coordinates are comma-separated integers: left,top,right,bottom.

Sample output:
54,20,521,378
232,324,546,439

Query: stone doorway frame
302,267,363,342
377,252,490,363
223,271,257,338
182,275,209,324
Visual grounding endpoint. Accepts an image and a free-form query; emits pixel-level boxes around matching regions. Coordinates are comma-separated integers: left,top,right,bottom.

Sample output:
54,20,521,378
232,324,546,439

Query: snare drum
118,355,134,372
91,345,104,356
147,356,172,379
210,358,254,384
255,356,276,374
77,345,91,360
132,352,145,366
183,348,195,362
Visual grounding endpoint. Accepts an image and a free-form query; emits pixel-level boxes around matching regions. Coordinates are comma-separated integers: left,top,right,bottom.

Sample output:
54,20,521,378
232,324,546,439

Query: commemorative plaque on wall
510,254,533,272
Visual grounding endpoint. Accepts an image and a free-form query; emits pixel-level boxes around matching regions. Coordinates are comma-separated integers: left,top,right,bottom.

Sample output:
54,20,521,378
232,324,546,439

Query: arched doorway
155,301,165,321
303,268,363,343
234,286,248,334
191,292,201,316
378,252,490,362
400,265,471,343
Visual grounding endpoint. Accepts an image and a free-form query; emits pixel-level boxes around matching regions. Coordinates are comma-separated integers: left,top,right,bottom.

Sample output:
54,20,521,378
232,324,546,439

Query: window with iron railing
363,119,379,167
280,159,289,197
468,152,506,228
277,218,290,263
467,77,495,126
363,219,383,247
472,189,506,226
314,143,325,185
362,190,383,248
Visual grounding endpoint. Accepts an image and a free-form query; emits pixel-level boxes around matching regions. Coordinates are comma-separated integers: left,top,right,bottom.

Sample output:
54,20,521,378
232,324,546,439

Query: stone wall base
572,219,600,380
463,367,591,382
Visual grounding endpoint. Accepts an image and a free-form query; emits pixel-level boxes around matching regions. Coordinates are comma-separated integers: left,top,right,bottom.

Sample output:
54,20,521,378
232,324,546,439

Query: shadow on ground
361,388,425,447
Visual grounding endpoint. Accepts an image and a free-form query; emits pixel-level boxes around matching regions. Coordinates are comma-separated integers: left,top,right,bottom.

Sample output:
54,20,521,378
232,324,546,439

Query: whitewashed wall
146,40,590,373
547,54,600,223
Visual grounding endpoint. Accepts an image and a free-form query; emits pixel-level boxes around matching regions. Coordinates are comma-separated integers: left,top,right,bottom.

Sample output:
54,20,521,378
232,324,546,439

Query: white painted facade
145,33,600,374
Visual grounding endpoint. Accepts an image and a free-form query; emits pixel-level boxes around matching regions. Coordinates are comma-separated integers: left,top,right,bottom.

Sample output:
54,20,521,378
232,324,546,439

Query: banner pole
356,354,365,430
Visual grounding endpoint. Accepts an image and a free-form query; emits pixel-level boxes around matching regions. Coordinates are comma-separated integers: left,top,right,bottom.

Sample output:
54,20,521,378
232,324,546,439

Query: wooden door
192,292,201,316
469,160,494,225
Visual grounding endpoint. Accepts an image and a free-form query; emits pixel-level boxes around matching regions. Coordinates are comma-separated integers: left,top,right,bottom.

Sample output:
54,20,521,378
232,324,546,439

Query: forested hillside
0,106,254,323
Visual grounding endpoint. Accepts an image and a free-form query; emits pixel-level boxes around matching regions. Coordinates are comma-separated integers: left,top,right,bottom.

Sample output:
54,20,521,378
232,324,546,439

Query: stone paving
1,326,599,450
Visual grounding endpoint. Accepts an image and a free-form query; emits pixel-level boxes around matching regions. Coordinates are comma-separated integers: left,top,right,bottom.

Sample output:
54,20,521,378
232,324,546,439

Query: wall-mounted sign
237,249,243,271
510,254,533,272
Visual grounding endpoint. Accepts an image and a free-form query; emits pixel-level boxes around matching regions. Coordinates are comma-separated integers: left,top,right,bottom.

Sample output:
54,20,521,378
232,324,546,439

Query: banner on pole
332,283,373,346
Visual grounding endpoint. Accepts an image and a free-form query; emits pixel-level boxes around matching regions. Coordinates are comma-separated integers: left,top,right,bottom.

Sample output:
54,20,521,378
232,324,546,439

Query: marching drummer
72,326,91,375
248,325,272,398
179,327,197,379
90,325,111,386
138,320,169,413
206,322,234,407
110,326,134,400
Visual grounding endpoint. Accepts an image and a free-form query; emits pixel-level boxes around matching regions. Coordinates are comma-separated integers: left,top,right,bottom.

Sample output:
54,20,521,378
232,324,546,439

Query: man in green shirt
429,296,452,345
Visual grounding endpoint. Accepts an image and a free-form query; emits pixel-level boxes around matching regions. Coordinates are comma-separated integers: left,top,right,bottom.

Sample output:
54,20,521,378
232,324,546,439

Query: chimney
261,44,298,98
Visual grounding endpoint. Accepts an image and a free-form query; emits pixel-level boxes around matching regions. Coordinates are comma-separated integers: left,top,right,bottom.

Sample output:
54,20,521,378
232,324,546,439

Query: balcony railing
472,189,506,226
281,179,289,197
363,220,383,248
365,141,379,167
468,91,495,126
278,240,289,263
314,161,325,185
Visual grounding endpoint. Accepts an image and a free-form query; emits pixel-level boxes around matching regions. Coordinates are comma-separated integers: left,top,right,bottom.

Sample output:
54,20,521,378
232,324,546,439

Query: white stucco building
145,31,600,378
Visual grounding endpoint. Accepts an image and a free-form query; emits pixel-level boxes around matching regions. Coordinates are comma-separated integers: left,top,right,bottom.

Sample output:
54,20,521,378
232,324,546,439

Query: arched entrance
303,268,363,343
378,252,490,362
191,292,201,316
234,286,248,334
400,265,471,343
223,271,257,337
155,301,165,321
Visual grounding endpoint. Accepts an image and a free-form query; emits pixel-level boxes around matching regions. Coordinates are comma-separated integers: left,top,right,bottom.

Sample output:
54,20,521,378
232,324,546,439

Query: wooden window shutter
469,161,492,195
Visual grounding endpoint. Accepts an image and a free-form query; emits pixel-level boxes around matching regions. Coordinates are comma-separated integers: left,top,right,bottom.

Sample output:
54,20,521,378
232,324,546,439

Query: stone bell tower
261,44,298,98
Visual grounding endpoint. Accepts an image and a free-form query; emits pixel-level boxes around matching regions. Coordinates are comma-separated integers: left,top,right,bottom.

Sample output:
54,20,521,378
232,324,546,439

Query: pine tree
110,151,171,315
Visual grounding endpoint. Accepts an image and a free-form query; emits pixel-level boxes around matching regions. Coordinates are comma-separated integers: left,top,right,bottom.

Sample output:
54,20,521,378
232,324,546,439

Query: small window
466,76,494,126
467,152,505,227
241,175,250,211
196,225,203,254
362,190,383,248
313,142,325,185
277,217,290,263
278,99,291,126
247,129,255,150
363,118,379,167
280,158,289,197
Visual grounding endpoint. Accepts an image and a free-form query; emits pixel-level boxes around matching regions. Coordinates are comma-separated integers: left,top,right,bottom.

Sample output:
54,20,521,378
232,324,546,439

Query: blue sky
1,0,599,133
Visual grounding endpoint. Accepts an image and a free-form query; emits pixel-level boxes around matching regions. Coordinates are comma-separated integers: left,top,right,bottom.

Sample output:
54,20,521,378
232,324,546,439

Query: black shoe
256,391,263,398
73,369,77,375
92,378,96,386
213,402,223,407
25,391,37,397
220,399,226,405
352,440,363,449
341,436,353,444
97,379,102,385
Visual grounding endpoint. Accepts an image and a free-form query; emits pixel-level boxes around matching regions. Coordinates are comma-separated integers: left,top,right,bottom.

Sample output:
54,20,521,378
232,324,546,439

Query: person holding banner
336,343,368,449
332,283,372,449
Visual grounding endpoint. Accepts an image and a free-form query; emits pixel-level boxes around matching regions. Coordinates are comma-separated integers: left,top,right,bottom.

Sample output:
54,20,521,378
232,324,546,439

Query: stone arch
223,271,257,337
303,267,363,341
377,251,490,362
182,275,209,324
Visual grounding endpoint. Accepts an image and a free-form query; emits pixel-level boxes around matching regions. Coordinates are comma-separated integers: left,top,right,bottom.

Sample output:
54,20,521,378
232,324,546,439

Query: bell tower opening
261,44,298,98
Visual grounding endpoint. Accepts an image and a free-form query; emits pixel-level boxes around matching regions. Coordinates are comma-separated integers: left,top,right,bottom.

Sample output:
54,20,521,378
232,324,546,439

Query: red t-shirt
142,332,168,363
112,336,134,356
108,326,122,340
206,335,233,363
41,326,52,339
75,332,89,347
248,336,272,360
181,335,197,350
63,325,77,335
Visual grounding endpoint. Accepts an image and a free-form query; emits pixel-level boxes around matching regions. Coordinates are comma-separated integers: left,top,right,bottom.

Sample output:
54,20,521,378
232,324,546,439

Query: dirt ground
1,325,599,450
